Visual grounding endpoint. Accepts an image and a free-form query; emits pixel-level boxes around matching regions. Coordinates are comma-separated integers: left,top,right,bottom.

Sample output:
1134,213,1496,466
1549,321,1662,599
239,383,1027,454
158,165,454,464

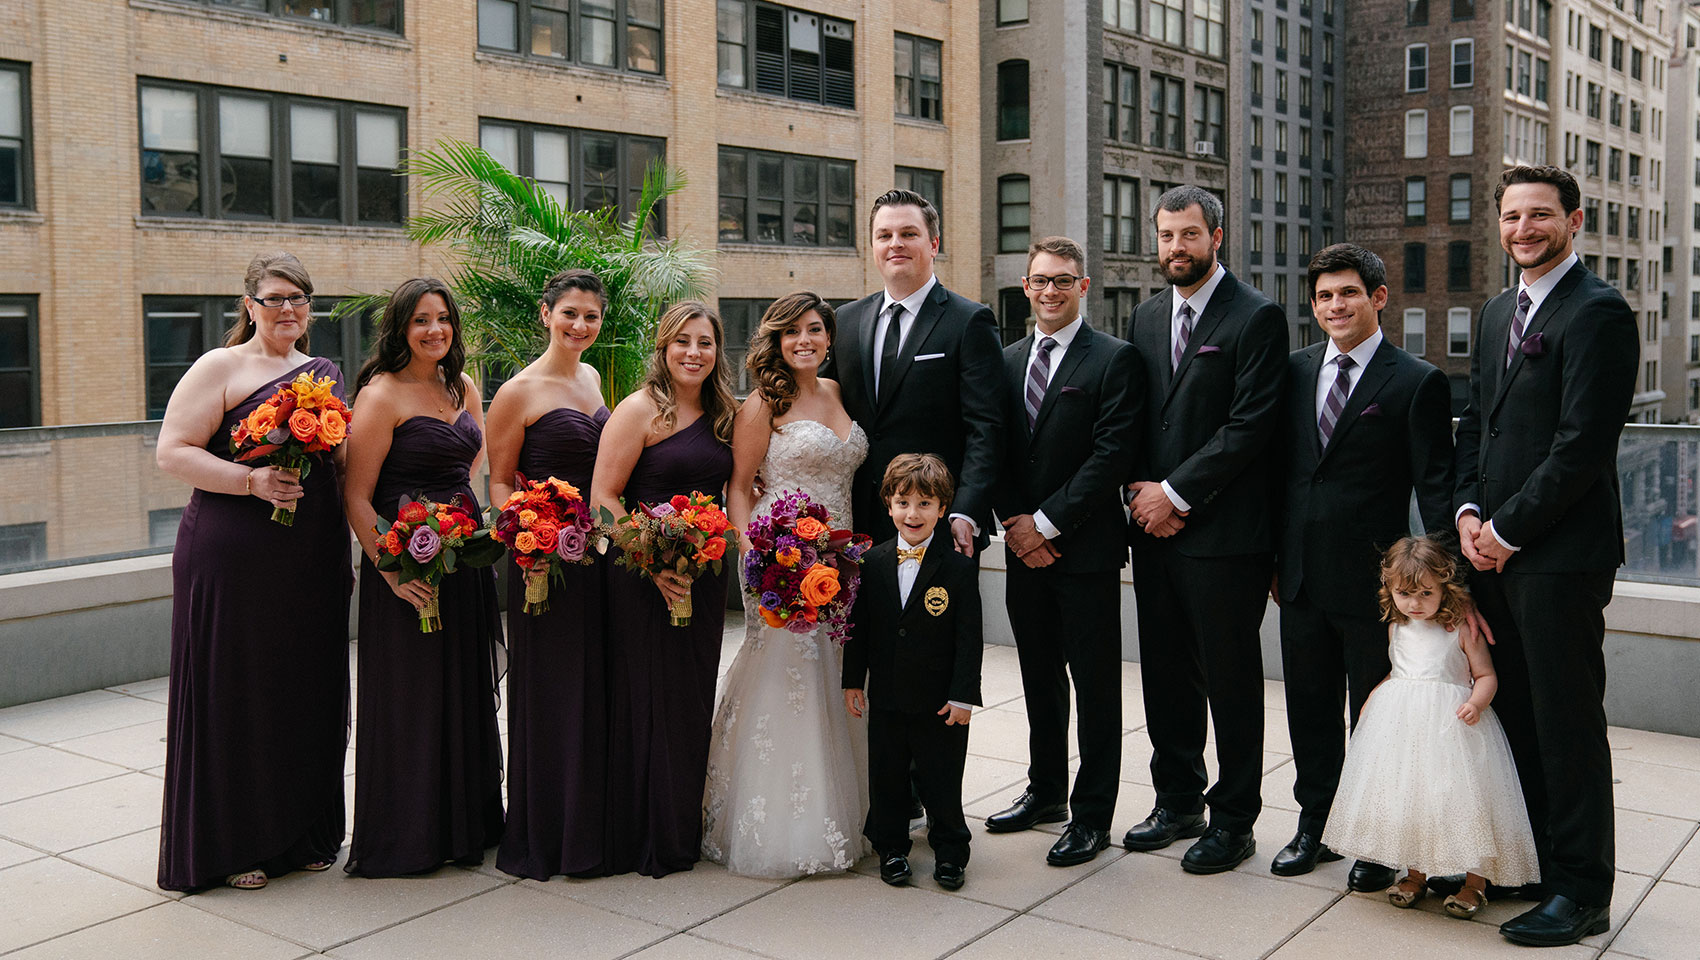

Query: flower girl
1322,537,1540,918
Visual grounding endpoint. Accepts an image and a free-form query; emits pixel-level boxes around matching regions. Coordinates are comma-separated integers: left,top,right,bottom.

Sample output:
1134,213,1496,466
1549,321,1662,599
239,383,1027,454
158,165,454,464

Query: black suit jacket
993,323,1143,574
1453,261,1639,573
824,282,1004,545
1277,336,1455,620
1127,269,1288,557
843,538,983,713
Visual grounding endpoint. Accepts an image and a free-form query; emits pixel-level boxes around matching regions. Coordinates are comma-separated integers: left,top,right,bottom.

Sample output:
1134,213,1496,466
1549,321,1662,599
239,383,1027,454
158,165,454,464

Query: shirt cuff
1031,509,1061,541
1483,519,1521,552
1160,480,1192,513
949,512,980,537
1455,503,1481,525
947,701,974,712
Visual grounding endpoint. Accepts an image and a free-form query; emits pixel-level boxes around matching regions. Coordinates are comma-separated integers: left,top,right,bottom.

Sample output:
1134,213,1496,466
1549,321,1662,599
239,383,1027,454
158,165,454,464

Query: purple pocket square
1195,344,1222,355
1059,385,1085,396
1359,402,1383,418
1520,332,1547,357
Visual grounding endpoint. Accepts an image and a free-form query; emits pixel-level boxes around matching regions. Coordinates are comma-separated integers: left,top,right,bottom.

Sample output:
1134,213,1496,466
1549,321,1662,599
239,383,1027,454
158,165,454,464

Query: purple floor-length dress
496,405,611,880
346,410,505,877
159,357,352,892
602,414,733,877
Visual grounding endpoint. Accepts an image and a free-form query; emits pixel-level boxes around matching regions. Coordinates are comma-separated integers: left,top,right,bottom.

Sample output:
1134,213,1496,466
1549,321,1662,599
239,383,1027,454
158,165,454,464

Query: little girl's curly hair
1378,536,1471,630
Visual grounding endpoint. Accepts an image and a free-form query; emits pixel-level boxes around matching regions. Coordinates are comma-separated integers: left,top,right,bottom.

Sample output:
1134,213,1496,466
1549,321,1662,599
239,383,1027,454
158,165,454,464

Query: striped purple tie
1506,288,1531,368
1318,355,1355,447
1025,336,1056,429
1173,302,1195,372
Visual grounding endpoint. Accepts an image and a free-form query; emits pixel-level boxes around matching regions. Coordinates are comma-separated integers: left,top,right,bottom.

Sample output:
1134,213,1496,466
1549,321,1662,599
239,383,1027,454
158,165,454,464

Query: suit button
1162,420,1170,430
1490,427,1500,438
1313,477,1323,484
898,628,907,637
1028,455,1038,463
1481,473,1489,483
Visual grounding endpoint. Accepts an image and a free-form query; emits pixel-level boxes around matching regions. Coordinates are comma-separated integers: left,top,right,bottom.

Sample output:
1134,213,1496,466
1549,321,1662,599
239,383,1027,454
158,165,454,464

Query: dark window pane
0,313,27,368
532,5,570,58
719,149,747,196
998,60,1030,139
791,158,819,201
826,162,853,204
291,163,341,220
581,132,617,212
357,166,401,223
755,198,783,242
718,196,746,242
282,1,334,20
824,203,852,246
219,156,272,217
755,155,783,198
348,0,400,30
141,151,201,213
1,142,23,205
0,371,29,428
580,0,616,66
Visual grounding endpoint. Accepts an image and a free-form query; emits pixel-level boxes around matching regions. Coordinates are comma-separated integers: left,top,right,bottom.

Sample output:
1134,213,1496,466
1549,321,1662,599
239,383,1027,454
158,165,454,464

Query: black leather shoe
1347,859,1399,892
933,861,965,891
1046,824,1111,866
1121,807,1208,851
1427,874,1546,902
908,801,926,820
985,790,1069,834
879,853,912,886
1500,895,1611,947
1269,830,1343,877
1181,827,1256,874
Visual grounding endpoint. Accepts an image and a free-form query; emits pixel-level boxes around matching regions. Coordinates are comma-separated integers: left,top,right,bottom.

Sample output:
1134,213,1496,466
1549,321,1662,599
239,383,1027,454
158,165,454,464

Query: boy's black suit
844,537,983,864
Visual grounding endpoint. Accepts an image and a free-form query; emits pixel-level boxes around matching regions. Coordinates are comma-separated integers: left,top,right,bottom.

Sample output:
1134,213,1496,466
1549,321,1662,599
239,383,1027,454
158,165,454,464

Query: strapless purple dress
601,414,733,877
346,410,505,877
159,357,352,891
496,405,611,880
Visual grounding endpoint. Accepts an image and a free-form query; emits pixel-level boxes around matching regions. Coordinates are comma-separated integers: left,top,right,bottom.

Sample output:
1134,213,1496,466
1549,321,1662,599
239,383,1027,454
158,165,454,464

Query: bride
702,292,871,878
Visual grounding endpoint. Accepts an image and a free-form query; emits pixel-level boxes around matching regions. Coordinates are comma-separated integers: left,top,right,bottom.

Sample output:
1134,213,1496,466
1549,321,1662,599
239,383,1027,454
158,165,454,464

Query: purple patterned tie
1025,336,1056,429
1506,288,1531,368
1173,302,1195,372
1318,355,1355,447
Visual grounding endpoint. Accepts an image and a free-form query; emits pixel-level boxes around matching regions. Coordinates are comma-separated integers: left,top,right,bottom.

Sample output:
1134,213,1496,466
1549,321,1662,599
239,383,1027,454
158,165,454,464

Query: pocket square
914,352,946,362
1519,332,1547,358
1059,385,1085,396
1195,344,1222,355
1359,402,1382,417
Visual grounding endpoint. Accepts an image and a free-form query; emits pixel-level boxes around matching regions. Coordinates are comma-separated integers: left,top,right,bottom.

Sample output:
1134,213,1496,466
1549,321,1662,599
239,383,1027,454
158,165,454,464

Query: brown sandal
1444,885,1485,918
225,869,268,890
1388,875,1426,908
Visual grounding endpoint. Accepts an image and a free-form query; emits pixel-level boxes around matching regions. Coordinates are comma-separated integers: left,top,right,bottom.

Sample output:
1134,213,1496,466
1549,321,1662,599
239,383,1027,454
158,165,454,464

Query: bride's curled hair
747,291,837,420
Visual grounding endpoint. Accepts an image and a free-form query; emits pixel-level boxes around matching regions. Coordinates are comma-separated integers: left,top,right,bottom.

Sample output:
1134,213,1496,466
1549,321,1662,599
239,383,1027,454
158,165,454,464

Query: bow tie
897,545,927,563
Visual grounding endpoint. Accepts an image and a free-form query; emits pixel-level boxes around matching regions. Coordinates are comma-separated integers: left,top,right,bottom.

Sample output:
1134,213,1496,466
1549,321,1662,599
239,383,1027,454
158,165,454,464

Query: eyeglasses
1024,275,1083,290
251,294,314,308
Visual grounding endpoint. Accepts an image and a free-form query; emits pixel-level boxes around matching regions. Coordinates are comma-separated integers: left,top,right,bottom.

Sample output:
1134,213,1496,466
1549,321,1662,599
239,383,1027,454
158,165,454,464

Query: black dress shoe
1426,874,1546,902
1121,807,1208,851
1346,859,1399,892
933,861,966,890
985,790,1069,834
1181,827,1256,874
1500,894,1611,947
879,853,912,886
1269,830,1343,877
1046,824,1111,866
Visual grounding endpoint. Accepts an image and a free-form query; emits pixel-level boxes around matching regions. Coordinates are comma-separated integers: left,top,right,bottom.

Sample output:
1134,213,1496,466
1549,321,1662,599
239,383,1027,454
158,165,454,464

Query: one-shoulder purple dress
496,406,611,880
601,414,733,877
159,357,352,892
346,410,505,877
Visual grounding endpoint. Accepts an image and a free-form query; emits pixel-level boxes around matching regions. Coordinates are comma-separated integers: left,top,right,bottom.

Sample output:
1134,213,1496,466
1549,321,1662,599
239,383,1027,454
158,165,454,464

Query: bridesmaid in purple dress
485,269,612,879
590,300,737,877
342,278,504,876
157,252,351,892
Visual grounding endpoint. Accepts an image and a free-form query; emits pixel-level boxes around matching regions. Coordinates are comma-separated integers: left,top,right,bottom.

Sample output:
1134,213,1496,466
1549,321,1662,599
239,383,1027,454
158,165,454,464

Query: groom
824,189,1003,554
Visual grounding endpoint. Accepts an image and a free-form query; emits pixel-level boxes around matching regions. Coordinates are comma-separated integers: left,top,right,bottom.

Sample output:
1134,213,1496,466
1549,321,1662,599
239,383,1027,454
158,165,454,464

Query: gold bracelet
245,470,253,496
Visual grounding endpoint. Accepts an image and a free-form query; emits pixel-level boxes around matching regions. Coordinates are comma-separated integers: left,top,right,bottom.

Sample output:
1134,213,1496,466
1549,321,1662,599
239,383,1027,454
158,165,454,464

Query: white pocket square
914,352,946,361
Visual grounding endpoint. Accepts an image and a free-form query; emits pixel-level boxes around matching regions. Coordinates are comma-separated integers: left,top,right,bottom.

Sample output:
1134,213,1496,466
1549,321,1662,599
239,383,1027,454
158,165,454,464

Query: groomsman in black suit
983,236,1143,867
1270,243,1455,890
1455,166,1637,948
824,189,1003,555
1121,185,1287,874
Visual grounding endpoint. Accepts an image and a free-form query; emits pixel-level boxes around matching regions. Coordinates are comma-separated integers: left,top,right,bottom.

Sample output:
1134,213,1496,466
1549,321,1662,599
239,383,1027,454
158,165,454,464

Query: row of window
1585,199,1658,242
1404,0,1487,26
1397,307,1473,359
1068,61,1226,156
1247,118,1335,170
1248,64,1338,126
1246,172,1336,218
167,0,401,33
1103,0,1227,59
1564,8,1665,91
1245,220,1338,266
1402,40,1473,92
1400,241,1472,293
1404,174,1472,225
1401,106,1475,159
1560,133,1657,188
1245,7,1337,71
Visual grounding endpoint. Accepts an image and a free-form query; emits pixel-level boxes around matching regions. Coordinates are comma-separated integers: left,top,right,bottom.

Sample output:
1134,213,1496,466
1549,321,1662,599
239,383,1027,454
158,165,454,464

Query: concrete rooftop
1,612,1696,960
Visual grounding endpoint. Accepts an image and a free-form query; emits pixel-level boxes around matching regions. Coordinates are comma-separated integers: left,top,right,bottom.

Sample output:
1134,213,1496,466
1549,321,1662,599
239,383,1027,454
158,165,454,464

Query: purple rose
408,525,441,563
786,617,814,634
1520,332,1547,358
557,525,587,561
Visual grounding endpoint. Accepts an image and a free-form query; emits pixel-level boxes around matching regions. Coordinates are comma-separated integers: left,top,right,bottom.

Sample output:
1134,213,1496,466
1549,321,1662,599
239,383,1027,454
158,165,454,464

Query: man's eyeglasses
251,294,314,308
1024,275,1082,290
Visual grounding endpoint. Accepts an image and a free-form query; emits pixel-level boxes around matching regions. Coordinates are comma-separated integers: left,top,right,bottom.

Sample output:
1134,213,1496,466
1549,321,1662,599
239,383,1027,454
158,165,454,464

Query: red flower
670,494,690,511
398,501,429,524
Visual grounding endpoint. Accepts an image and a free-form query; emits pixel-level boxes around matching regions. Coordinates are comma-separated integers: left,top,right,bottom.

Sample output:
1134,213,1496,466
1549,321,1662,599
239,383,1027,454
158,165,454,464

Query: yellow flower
519,509,539,526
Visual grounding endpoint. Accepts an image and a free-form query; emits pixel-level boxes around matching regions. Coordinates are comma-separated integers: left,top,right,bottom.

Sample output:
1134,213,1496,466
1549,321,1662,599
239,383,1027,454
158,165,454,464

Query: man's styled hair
1151,184,1224,234
1027,236,1087,274
869,188,942,240
879,452,955,511
1494,165,1582,214
1306,243,1388,299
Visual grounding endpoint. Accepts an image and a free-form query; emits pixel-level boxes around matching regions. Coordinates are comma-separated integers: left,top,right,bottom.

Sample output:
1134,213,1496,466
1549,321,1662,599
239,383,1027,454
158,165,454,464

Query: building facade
1663,0,1700,422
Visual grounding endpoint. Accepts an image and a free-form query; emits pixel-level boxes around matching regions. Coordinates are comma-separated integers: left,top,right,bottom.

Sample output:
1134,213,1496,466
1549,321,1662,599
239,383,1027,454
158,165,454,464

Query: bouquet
742,491,872,645
230,371,353,525
491,474,599,615
604,491,737,627
373,494,506,632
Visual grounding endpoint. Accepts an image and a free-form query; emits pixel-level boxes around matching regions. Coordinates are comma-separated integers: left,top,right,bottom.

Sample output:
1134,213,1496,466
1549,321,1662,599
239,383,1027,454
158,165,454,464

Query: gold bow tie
897,545,927,563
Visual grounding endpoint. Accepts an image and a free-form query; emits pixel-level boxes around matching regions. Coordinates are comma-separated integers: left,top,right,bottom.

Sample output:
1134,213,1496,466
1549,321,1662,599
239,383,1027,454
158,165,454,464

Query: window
1404,243,1427,292
1534,56,1549,102
1406,44,1428,91
1443,173,1470,222
481,120,663,227
1609,146,1623,182
1452,0,1473,17
1611,36,1624,72
1610,92,1623,127
192,0,401,32
1192,85,1225,157
1192,0,1225,57
0,522,46,573
1535,0,1550,38
1407,0,1427,25
716,146,851,247
717,298,767,393
1104,63,1139,143
1627,206,1639,239
997,287,1030,345
894,33,941,122
1447,307,1470,355
1631,47,1644,80
0,296,37,427
478,0,661,73
998,175,1030,253
1586,139,1601,177
1148,73,1185,151
1101,287,1140,341
1447,242,1470,290
1322,129,1334,165
1589,24,1602,60
999,0,1029,25
892,166,942,249
138,80,403,225
1405,176,1426,224
1403,308,1426,355
1449,105,1473,155
716,2,853,109
1103,175,1140,254
1452,39,1474,87
1584,198,1599,232
997,60,1029,140
1587,81,1601,118
0,61,29,209
148,508,183,549
1405,109,1427,158
1148,0,1183,46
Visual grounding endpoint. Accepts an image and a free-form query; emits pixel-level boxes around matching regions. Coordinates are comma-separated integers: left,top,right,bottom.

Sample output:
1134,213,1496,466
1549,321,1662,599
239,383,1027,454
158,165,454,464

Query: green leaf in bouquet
455,531,509,569
442,547,458,573
398,566,419,584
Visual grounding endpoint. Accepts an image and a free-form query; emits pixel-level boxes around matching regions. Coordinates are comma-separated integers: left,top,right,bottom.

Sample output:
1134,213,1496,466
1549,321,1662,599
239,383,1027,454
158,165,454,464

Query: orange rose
288,408,318,443
383,531,404,555
317,408,347,446
519,509,539,526
244,404,278,439
398,501,428,524
549,477,582,500
699,535,726,562
798,564,840,606
514,530,539,553
532,520,560,552
794,516,827,541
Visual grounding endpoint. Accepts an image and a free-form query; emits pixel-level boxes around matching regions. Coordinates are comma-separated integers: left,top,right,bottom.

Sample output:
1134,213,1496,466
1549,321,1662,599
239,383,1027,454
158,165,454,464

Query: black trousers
1277,587,1392,834
1131,549,1272,834
1004,563,1123,830
865,708,971,865
1470,567,1616,907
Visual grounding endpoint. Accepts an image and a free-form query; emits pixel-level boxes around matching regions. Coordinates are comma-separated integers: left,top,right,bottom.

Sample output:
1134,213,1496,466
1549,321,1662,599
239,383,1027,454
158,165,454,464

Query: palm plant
338,139,714,404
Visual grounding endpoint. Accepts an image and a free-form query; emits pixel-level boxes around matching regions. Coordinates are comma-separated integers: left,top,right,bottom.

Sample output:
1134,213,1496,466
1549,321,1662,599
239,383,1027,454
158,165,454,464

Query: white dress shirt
1314,329,1384,428
873,274,940,391
1024,316,1085,540
1161,262,1228,513
896,530,972,712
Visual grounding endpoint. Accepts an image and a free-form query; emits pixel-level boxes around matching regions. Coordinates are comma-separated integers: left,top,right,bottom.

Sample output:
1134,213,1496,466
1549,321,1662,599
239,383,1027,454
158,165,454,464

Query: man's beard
1507,236,1563,271
1162,253,1214,288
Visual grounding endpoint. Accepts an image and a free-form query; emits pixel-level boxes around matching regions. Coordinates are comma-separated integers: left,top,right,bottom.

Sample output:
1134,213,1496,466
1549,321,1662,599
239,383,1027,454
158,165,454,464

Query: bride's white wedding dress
701,418,872,878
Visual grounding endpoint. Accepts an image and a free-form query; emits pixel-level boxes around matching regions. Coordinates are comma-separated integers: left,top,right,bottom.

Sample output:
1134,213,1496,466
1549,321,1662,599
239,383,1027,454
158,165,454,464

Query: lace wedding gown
702,418,872,878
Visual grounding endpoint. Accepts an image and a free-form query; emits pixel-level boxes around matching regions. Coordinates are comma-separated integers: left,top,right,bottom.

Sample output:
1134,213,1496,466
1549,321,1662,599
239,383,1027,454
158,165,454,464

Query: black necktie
878,302,904,402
